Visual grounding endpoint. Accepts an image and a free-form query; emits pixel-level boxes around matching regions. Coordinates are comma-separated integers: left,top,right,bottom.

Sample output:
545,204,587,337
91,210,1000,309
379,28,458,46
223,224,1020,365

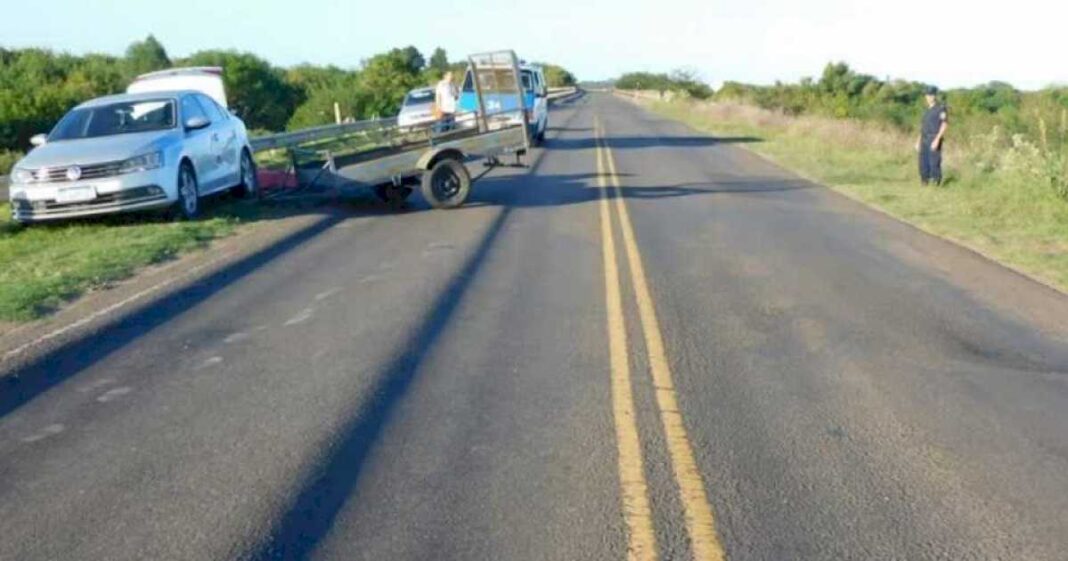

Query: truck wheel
421,158,471,209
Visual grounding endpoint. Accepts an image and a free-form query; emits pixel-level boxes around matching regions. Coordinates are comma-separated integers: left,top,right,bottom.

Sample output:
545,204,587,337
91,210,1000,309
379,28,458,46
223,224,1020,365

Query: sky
2,0,1065,90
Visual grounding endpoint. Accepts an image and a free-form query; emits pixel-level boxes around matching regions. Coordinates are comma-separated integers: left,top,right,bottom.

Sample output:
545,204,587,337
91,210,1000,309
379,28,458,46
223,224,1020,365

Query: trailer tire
421,158,471,209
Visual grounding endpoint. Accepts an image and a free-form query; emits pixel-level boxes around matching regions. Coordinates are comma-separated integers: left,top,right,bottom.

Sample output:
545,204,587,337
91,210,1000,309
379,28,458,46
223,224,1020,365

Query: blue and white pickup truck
457,62,549,145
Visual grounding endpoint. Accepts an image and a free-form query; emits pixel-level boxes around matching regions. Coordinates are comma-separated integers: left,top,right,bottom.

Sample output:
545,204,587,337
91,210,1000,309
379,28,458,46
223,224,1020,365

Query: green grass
644,98,1068,293
0,198,292,322
0,128,392,323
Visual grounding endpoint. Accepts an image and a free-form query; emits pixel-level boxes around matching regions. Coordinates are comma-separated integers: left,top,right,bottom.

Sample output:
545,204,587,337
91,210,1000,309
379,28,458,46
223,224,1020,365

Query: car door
196,94,240,187
179,94,218,191
535,71,548,132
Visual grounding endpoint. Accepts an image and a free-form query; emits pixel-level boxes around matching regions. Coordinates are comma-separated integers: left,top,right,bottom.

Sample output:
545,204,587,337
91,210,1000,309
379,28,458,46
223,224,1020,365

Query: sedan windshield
404,90,434,107
49,99,176,141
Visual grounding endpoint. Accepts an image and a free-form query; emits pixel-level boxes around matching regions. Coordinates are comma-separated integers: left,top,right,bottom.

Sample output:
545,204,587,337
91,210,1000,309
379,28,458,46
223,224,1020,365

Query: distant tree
394,46,425,74
180,50,300,131
428,48,449,75
615,69,710,99
540,63,577,88
124,35,170,78
287,82,368,129
965,81,1020,114
359,50,424,117
616,71,671,91
285,64,353,97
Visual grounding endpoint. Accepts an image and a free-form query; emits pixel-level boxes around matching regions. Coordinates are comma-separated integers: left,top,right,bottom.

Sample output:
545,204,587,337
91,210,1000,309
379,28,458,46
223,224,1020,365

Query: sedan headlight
12,167,35,184
119,151,163,174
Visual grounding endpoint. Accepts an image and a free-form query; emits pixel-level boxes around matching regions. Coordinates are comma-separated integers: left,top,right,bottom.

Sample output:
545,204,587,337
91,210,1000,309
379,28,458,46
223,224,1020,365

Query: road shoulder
0,209,336,376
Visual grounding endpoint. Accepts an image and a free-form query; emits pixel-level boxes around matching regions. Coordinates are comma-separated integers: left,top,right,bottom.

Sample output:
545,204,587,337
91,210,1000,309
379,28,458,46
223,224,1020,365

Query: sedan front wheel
174,162,200,220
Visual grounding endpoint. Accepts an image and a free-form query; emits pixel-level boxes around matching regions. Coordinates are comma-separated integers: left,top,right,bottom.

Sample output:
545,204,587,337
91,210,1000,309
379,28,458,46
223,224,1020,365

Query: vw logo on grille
66,166,82,181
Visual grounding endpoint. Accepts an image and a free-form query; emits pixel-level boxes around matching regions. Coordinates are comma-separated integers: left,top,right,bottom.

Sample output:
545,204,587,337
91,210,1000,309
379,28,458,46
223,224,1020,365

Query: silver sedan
8,90,257,224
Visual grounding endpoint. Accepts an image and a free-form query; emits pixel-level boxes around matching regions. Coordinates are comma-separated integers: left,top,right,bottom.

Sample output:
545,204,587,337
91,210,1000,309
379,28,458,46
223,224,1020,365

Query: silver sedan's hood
16,130,178,169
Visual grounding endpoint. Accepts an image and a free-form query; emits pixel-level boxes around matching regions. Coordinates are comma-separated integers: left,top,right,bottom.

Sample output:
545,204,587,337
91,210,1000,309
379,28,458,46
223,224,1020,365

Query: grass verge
0,126,391,323
640,97,1068,293
0,197,292,322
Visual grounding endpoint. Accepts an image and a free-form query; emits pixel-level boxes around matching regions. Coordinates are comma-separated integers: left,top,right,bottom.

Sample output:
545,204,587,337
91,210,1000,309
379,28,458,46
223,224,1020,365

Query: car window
196,94,227,122
49,99,176,141
181,95,208,124
404,89,434,107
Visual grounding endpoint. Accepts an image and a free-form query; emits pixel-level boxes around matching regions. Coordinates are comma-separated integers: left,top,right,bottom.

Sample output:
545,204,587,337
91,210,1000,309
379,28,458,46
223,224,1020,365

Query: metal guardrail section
247,87,577,154
248,117,397,153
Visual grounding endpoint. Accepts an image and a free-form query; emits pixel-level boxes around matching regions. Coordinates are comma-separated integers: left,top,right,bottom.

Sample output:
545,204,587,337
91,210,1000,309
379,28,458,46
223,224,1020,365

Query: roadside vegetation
616,69,713,100
0,37,577,169
0,202,235,321
621,62,1068,291
0,195,326,322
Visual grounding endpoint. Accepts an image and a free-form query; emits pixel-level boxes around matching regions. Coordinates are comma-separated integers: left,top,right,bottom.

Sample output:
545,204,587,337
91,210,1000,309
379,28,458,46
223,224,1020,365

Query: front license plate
55,186,96,203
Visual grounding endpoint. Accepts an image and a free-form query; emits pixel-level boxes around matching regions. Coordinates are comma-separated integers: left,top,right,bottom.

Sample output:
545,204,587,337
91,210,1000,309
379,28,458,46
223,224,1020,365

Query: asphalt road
2,92,1067,560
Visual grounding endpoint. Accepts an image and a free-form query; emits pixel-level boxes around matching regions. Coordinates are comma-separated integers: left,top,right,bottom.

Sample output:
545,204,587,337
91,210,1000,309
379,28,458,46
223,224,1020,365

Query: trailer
273,50,532,209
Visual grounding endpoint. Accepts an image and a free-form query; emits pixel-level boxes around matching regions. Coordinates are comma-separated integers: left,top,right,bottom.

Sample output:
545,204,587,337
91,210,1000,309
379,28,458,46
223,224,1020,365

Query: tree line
0,36,577,170
618,63,1068,141
617,63,1068,200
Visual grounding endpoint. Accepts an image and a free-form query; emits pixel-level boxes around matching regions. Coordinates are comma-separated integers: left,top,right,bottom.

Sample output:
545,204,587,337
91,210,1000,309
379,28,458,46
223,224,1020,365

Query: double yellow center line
594,116,726,561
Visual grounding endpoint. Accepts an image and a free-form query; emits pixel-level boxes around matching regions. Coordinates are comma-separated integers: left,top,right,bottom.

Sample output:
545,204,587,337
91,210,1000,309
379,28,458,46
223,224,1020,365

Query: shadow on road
247,205,511,561
463,174,813,210
546,134,762,151
0,99,804,559
0,209,350,418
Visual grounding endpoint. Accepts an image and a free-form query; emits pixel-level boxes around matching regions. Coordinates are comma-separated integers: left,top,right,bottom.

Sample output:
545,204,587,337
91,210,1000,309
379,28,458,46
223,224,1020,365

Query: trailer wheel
422,158,471,209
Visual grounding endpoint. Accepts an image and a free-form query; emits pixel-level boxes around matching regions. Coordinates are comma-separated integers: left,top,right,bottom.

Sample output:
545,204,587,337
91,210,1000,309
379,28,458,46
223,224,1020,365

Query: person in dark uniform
917,86,949,186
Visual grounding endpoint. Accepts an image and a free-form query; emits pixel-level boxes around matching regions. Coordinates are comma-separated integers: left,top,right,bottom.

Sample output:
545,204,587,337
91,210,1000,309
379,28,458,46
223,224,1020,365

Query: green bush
0,40,579,147
1,149,22,174
616,69,712,100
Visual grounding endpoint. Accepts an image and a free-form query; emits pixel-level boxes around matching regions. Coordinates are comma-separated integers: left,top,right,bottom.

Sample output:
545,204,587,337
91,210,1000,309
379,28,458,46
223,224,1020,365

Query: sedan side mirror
184,116,211,131
30,133,47,147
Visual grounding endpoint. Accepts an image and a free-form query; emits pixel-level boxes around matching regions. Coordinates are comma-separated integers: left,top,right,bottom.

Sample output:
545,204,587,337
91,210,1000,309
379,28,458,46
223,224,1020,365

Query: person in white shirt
434,71,458,132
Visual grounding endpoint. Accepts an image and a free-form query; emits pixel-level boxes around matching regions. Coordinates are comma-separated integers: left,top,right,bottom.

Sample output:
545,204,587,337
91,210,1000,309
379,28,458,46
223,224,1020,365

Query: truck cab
458,62,549,144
